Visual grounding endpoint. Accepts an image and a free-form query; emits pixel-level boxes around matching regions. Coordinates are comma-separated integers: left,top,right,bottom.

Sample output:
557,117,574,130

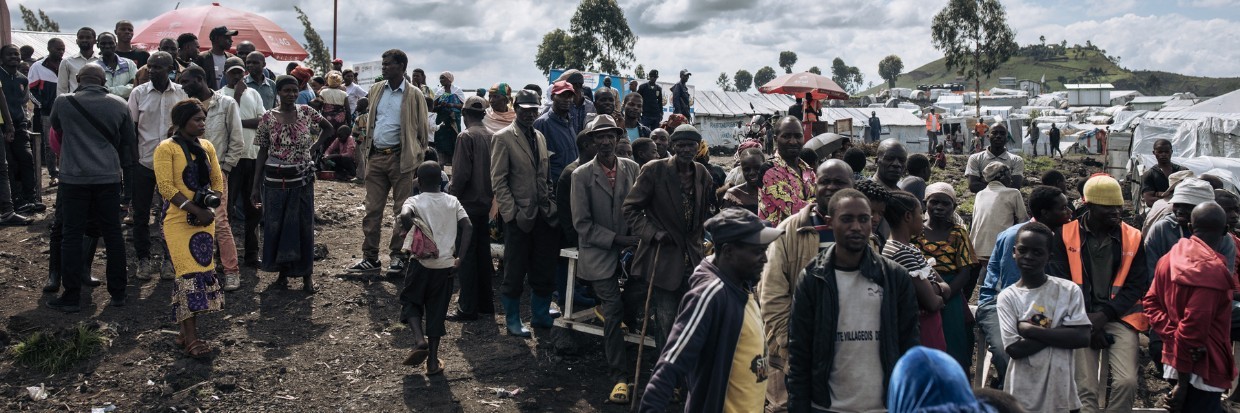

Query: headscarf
489,82,512,100
440,71,454,84
290,67,313,87
888,346,995,413
925,182,958,205
663,113,689,131
326,71,344,89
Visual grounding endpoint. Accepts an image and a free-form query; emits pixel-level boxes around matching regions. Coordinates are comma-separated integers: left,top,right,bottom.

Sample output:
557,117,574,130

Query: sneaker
46,297,81,313
135,259,154,280
387,256,406,276
0,212,33,226
222,273,241,291
346,259,382,274
160,259,174,280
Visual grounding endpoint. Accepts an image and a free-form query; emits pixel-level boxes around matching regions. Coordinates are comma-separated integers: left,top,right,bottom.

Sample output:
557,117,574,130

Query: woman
482,82,515,135
433,72,465,163
251,75,335,293
291,67,316,105
914,182,978,370
882,190,950,351
721,149,764,215
317,71,350,132
155,99,225,358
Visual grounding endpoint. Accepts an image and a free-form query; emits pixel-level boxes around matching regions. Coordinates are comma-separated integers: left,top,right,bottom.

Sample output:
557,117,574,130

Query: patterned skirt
173,270,224,323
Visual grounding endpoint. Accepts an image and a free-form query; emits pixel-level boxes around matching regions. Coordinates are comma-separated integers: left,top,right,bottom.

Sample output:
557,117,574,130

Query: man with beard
126,52,188,279
58,27,100,94
966,125,1025,193
758,117,816,225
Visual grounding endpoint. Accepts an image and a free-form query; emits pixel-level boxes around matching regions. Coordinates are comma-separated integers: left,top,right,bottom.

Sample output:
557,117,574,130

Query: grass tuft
10,324,108,374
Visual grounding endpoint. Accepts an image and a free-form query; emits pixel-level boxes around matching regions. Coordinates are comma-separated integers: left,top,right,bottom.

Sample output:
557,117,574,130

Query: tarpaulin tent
693,90,795,148
822,108,925,150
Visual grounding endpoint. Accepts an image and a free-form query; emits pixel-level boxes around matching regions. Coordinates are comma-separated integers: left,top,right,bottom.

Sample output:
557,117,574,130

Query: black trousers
1183,384,1225,413
400,261,454,338
456,207,494,314
59,183,127,302
500,215,558,298
129,166,159,259
228,159,260,258
5,128,37,205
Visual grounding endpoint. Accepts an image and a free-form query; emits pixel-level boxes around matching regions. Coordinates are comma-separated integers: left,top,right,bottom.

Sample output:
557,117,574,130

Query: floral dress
914,224,978,369
155,137,225,323
758,156,816,224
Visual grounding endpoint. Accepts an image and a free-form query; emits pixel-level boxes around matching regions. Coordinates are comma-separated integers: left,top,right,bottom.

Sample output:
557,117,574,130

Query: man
867,111,881,143
346,49,430,276
1144,202,1237,413
1,45,40,213
637,69,664,131
0,68,25,226
1142,177,1214,373
491,89,558,337
555,112,601,313
331,58,343,72
127,52,189,279
175,33,199,70
759,159,853,412
343,68,368,114
46,63,137,312
623,124,716,351
244,51,276,110
787,97,803,121
135,38,183,85
220,56,265,267
95,33,136,99
1024,121,1040,157
534,80,579,183
671,69,691,119
1140,139,1187,208
977,185,1074,390
650,127,670,159
113,20,149,68
632,137,657,166
621,93,650,139
898,153,930,204
1143,170,1194,231
759,116,816,225
1054,174,1148,413
180,64,244,291
925,110,941,153
1048,123,1064,158
586,87,616,125
570,115,642,402
966,124,1025,193
640,208,783,412
872,138,908,191
628,79,638,94
447,96,494,321
785,189,920,412
57,27,100,95
971,162,1029,291
194,26,237,90
559,70,595,132
19,45,35,65
29,38,65,187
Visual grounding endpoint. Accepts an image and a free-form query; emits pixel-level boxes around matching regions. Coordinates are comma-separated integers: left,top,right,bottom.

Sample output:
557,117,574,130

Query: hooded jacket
1143,236,1239,389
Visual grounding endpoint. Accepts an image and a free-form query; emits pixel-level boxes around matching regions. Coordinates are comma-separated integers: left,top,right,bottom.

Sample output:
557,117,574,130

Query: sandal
184,339,212,359
609,382,630,404
403,346,429,366
426,358,444,376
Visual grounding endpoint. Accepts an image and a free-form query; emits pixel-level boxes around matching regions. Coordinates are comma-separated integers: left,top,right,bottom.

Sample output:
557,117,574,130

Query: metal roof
1063,83,1115,90
694,91,797,117
821,107,924,126
9,30,79,61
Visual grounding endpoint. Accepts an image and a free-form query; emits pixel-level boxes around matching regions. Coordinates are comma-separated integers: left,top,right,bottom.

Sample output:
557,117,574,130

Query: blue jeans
976,302,1009,388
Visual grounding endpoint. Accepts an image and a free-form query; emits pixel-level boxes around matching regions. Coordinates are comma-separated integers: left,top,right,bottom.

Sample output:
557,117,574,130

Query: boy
397,161,472,375
997,222,1092,412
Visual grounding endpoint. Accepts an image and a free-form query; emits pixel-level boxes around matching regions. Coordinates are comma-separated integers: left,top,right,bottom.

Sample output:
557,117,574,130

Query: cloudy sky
12,0,1240,91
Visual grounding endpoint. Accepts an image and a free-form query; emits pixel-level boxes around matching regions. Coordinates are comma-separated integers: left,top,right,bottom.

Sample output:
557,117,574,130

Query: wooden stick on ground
630,243,661,411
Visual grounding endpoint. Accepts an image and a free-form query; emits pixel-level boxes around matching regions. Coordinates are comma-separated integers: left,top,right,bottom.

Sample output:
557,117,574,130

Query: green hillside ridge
862,48,1240,98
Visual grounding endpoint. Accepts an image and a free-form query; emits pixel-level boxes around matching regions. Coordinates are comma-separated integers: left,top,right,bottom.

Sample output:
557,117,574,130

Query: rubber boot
42,270,61,293
530,294,554,329
501,295,530,337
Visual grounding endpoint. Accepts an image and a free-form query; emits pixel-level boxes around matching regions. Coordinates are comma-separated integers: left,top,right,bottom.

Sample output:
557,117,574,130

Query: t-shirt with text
824,269,885,413
998,276,1090,413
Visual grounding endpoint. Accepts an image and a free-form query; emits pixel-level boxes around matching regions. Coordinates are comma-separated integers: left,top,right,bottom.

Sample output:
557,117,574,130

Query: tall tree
931,0,1018,114
19,6,59,32
716,72,734,91
634,64,646,80
779,51,798,74
535,29,578,76
831,57,864,94
734,69,753,92
878,55,904,88
294,6,333,76
754,66,777,89
568,0,638,74
807,66,821,75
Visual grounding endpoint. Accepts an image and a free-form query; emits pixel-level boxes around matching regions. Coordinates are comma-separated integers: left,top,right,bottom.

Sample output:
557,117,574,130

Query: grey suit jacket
571,157,640,281
490,122,556,232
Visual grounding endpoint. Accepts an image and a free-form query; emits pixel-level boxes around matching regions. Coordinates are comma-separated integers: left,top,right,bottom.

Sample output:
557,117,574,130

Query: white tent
1184,89,1240,113
693,90,796,148
822,108,926,150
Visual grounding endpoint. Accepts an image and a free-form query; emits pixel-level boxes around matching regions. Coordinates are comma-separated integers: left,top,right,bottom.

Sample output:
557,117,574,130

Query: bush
10,324,108,374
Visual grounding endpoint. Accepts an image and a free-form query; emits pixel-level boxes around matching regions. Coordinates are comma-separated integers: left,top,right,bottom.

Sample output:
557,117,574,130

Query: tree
754,66,777,89
734,69,753,92
634,64,646,80
535,29,579,76
568,0,638,74
294,6,333,76
716,72,735,91
878,55,904,89
779,51,798,74
20,6,59,32
931,0,1018,115
831,57,864,94
807,66,821,75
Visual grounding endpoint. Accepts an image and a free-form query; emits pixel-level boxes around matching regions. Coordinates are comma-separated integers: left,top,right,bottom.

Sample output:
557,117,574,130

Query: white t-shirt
400,192,468,269
998,276,1091,413
823,269,885,413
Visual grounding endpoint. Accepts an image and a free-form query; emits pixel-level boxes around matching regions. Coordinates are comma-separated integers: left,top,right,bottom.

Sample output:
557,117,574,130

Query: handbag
400,203,440,260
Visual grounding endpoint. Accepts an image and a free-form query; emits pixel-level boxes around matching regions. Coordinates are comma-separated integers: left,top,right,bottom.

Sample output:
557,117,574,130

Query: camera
186,189,221,226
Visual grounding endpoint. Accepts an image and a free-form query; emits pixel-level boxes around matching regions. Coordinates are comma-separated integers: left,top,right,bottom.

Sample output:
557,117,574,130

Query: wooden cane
630,242,662,410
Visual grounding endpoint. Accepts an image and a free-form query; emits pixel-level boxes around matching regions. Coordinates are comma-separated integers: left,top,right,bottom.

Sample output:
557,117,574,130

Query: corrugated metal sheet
10,30,78,60
694,91,795,117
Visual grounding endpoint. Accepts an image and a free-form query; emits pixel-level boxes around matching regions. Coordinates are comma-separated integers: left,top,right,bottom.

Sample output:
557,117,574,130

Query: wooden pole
332,0,338,59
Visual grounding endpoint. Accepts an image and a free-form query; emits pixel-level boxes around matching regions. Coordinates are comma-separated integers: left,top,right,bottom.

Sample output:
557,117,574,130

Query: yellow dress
154,137,225,322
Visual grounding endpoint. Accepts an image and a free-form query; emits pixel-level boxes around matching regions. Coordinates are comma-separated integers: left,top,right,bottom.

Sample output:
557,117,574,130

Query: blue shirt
245,73,277,110
534,110,579,182
372,81,406,149
978,220,1030,307
296,89,315,105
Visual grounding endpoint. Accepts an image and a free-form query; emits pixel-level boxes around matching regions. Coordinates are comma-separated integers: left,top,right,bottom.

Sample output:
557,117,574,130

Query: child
933,144,947,169
997,222,1091,412
397,161,472,375
351,98,369,181
322,125,356,181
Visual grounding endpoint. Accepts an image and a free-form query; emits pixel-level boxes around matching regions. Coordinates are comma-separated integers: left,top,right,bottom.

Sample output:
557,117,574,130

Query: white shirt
999,276,1092,413
57,53,101,95
200,93,245,171
971,181,1029,258
965,150,1025,179
219,85,265,160
128,81,189,169
345,83,367,114
400,192,468,269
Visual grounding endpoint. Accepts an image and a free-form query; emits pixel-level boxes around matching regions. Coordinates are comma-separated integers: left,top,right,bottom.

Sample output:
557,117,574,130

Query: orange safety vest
926,114,940,131
1061,219,1147,331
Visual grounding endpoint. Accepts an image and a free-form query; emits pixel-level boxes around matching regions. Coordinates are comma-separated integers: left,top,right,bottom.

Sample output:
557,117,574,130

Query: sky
11,0,1240,92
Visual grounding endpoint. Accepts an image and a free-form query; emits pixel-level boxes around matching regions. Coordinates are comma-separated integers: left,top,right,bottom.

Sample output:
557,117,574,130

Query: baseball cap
514,90,541,109
463,96,488,113
224,56,245,73
680,69,691,76
209,26,238,40
706,208,784,246
551,80,575,96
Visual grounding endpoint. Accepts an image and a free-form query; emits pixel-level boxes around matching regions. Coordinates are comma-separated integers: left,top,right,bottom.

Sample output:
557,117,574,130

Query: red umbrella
131,3,309,61
758,72,850,100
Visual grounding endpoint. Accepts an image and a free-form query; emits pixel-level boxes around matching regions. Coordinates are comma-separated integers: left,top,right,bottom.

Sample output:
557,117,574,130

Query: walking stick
630,242,662,410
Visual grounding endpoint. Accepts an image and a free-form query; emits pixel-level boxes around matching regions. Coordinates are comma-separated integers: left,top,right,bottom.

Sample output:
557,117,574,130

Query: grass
10,324,109,374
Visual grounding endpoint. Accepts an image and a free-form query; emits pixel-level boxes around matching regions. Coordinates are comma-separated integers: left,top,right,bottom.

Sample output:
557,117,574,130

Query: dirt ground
0,152,1167,412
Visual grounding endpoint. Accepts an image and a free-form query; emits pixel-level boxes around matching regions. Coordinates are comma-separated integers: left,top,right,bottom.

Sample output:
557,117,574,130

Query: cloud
1178,0,1240,7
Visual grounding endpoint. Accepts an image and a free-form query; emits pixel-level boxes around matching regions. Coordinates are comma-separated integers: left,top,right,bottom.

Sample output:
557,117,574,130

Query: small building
1017,79,1043,96
692,90,796,148
998,77,1018,88
1129,96,1176,111
821,108,927,151
1064,83,1115,106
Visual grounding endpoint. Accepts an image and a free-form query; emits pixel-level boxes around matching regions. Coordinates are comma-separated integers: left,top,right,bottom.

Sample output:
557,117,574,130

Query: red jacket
1144,236,1237,389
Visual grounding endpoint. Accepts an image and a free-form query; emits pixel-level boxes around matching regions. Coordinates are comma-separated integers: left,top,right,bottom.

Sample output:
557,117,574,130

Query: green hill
863,48,1240,98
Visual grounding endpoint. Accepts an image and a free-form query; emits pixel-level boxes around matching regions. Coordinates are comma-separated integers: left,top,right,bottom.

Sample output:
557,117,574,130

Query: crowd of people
7,19,1240,413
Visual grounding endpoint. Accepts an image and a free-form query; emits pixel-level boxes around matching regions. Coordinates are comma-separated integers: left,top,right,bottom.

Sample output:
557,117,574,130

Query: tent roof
822,108,923,126
694,91,796,117
1064,83,1115,90
1184,88,1240,113
9,30,78,61
1130,96,1177,104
